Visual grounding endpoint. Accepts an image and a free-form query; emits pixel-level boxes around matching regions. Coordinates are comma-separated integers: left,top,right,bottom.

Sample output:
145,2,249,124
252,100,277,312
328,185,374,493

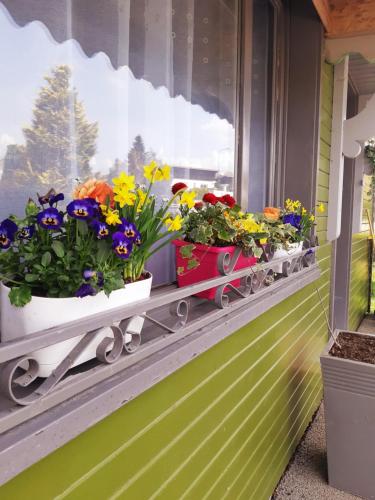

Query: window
0,0,239,222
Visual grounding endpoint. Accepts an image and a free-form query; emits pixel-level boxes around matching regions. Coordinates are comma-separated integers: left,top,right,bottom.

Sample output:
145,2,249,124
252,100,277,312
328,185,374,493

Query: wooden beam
313,0,375,38
312,0,332,33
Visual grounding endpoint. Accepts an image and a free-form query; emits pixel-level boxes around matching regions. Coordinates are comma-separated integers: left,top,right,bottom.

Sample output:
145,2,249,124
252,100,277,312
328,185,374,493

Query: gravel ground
272,317,375,500
272,405,360,500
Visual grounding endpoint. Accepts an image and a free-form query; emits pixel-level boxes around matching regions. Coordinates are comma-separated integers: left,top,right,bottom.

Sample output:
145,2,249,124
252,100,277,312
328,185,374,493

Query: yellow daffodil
136,189,147,212
100,204,109,216
179,191,196,209
157,164,171,181
143,160,158,181
143,161,171,182
238,215,263,233
112,172,135,192
310,214,315,222
105,209,121,226
318,202,325,213
302,207,307,215
114,189,136,208
165,214,183,232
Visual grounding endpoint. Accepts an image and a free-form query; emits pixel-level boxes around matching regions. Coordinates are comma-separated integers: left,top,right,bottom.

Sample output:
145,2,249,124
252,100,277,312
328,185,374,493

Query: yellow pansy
106,209,121,226
179,191,196,209
259,238,268,245
164,214,183,232
112,172,135,192
318,202,325,213
114,189,136,208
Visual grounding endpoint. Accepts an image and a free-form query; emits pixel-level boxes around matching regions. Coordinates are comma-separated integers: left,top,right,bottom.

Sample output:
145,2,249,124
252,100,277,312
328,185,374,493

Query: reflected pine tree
0,65,98,217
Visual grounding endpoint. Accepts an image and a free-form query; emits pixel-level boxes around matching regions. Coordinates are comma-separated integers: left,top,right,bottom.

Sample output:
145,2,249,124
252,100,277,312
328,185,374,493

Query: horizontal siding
0,248,331,500
348,233,370,330
316,61,333,246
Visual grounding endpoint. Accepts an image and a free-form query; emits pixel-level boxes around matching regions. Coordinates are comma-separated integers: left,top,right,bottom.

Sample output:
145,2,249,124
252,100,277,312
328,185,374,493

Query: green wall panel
349,233,370,330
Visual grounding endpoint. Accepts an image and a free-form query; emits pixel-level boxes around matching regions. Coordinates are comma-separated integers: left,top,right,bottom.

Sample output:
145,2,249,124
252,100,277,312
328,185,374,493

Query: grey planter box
321,330,375,499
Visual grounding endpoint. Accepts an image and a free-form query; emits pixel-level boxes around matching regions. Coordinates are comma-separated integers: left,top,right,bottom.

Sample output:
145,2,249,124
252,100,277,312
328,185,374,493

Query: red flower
219,194,236,208
202,193,218,205
194,201,204,210
171,182,188,195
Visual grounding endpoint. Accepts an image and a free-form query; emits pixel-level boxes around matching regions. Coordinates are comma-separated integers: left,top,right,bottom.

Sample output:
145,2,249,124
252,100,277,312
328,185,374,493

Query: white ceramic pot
272,242,303,274
0,274,152,377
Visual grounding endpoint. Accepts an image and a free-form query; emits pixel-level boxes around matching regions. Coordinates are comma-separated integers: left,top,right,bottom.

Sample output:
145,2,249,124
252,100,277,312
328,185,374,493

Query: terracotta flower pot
173,239,257,300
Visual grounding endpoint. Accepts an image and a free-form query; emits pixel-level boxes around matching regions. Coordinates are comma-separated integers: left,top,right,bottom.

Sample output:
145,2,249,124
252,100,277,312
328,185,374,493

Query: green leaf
25,199,39,217
8,285,32,307
180,243,195,259
51,240,65,258
97,240,111,262
25,274,39,282
41,251,52,267
77,219,88,236
187,258,199,270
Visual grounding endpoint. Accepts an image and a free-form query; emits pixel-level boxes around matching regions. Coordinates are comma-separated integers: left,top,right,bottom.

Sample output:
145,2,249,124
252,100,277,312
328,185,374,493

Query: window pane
248,0,275,211
0,0,239,224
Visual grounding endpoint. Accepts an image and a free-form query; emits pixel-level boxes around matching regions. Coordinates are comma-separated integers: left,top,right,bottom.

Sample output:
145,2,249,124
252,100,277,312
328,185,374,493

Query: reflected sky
0,3,235,175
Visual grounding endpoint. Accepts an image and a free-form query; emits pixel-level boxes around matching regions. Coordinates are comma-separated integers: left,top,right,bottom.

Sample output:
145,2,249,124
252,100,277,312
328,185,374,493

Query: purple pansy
119,218,138,241
18,225,35,240
112,232,133,259
283,213,302,229
38,189,64,206
49,193,64,206
37,207,63,230
75,283,97,298
91,219,109,239
83,269,104,287
67,199,94,220
0,219,18,250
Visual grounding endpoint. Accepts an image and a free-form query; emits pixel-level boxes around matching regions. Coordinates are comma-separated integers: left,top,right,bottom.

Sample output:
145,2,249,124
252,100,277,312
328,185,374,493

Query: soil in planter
330,331,375,365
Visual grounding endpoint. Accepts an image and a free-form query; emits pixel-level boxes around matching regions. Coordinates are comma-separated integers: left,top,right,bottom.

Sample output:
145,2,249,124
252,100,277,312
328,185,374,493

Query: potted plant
262,199,323,273
0,161,187,377
321,329,375,499
172,190,268,300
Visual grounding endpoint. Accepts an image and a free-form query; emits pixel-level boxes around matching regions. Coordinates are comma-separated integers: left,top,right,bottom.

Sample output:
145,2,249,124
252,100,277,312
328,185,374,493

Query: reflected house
171,165,233,195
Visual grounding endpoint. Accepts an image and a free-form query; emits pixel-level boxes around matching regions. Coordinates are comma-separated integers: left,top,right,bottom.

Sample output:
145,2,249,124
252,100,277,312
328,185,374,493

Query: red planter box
173,239,257,300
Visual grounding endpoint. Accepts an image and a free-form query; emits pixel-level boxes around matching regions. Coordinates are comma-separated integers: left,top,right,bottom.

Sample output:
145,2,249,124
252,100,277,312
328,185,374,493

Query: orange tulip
263,207,280,221
74,179,114,206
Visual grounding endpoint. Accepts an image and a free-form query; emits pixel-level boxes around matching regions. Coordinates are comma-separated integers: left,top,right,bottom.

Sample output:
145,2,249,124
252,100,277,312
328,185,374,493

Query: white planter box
0,275,152,377
272,241,303,273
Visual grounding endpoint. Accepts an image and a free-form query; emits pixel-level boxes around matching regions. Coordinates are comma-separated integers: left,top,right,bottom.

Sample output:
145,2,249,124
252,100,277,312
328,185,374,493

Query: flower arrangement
177,190,268,258
0,161,193,307
262,198,325,247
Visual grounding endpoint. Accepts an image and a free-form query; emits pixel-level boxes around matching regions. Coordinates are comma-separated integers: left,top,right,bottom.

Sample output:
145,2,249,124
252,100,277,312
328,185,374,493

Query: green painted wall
348,173,372,330
0,62,334,500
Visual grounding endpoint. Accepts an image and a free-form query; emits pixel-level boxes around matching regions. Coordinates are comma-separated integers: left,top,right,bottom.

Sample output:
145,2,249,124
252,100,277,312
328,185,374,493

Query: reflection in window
0,0,239,221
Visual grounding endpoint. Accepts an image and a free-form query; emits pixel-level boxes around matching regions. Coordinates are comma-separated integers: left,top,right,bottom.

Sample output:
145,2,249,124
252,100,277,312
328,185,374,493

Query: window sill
0,253,320,485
